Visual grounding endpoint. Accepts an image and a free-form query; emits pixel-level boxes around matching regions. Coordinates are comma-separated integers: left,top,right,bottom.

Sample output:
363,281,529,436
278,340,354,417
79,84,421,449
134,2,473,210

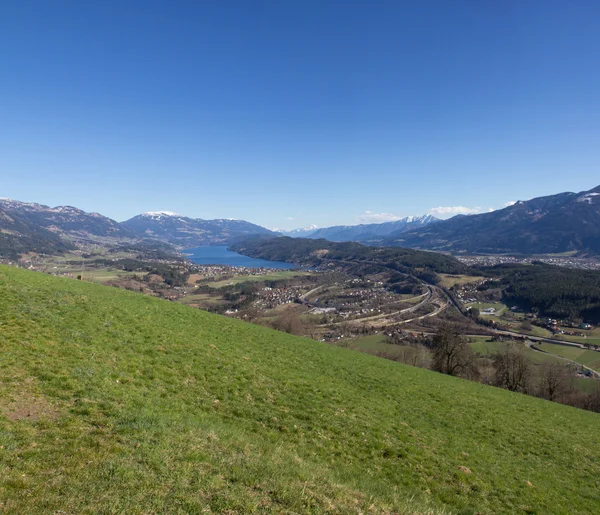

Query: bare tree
272,307,304,336
493,343,531,393
431,325,477,378
583,382,600,413
537,362,572,402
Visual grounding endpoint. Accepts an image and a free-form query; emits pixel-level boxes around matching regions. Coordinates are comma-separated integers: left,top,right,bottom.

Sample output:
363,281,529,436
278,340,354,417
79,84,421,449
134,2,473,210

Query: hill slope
392,185,600,255
231,236,470,278
0,198,135,242
0,207,76,259
1,265,599,514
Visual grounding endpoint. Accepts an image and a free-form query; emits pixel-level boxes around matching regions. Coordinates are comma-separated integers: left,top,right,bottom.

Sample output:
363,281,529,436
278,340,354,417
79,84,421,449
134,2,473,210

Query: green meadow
1,265,599,514
204,270,310,288
537,342,600,372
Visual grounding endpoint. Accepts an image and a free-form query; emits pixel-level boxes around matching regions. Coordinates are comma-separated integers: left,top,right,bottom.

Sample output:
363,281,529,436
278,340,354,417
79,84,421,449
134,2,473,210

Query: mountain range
391,185,600,255
0,200,276,259
122,211,276,247
2,184,600,259
299,215,438,242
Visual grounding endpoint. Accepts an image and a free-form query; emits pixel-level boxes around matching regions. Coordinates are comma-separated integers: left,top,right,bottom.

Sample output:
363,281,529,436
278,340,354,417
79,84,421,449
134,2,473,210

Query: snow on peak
576,193,600,204
142,211,180,217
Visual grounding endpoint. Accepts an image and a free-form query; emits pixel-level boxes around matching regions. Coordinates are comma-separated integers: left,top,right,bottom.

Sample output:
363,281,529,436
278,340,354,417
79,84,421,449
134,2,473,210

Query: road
311,257,600,372
299,284,328,303
322,286,433,327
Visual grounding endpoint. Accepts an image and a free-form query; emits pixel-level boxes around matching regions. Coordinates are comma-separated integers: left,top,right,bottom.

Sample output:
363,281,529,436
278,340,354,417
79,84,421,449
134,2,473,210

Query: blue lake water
185,246,296,269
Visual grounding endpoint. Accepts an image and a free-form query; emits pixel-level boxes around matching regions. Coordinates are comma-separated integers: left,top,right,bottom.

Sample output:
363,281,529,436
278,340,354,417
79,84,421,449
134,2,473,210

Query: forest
482,263,600,322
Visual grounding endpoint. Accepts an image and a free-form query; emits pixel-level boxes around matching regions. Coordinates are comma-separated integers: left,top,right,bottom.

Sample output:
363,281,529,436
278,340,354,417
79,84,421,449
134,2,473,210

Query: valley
3,191,600,513
15,237,600,398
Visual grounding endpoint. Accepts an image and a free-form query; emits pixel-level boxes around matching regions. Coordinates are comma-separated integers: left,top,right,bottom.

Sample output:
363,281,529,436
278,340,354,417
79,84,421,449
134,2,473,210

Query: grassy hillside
1,265,599,514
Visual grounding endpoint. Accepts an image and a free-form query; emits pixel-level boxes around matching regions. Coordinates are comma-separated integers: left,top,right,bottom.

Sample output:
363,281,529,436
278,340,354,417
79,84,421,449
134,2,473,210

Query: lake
185,246,296,269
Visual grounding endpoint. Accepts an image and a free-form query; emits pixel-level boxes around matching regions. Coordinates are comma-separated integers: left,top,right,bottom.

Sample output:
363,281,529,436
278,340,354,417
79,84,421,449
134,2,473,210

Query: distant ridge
286,215,438,243
391,184,600,255
122,212,277,248
0,197,277,258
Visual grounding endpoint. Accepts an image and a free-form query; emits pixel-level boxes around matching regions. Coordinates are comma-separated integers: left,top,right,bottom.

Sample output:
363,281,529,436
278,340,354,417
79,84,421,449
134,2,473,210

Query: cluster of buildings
534,317,594,336
254,286,302,309
191,264,286,280
457,255,600,271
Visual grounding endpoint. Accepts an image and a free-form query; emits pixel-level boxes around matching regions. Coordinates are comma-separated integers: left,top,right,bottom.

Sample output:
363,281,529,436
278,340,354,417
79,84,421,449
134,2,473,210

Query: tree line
383,324,600,414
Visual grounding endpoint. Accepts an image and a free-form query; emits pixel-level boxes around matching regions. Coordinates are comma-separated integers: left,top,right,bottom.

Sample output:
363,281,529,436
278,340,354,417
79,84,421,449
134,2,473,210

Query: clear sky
1,1,599,229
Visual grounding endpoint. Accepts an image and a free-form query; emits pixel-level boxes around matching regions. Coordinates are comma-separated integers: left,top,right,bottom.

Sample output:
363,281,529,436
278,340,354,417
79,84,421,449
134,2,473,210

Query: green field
346,334,402,356
177,292,224,306
1,264,600,514
469,339,562,365
438,274,485,289
204,271,310,288
554,328,600,347
537,342,600,372
85,269,147,283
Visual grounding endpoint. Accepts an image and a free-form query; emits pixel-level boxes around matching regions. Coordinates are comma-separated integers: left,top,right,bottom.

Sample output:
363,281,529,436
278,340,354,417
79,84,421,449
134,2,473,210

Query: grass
205,271,310,288
1,265,600,514
469,339,562,365
85,269,147,283
345,335,404,356
438,274,485,289
537,342,600,372
563,336,600,346
177,293,224,306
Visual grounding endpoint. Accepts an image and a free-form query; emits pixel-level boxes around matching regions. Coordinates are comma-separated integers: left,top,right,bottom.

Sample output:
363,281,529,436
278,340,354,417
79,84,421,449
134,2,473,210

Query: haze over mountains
1,184,600,259
297,215,439,242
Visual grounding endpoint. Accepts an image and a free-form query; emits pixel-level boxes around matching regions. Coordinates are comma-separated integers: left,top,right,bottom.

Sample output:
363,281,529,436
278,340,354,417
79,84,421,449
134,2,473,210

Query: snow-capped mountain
291,215,438,243
280,225,319,237
122,212,277,247
0,198,276,258
392,185,600,255
0,198,135,240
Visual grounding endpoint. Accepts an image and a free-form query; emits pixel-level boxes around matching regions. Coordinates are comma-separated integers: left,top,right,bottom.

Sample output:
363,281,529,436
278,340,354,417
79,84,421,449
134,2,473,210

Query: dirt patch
1,385,60,422
147,274,164,284
187,274,204,285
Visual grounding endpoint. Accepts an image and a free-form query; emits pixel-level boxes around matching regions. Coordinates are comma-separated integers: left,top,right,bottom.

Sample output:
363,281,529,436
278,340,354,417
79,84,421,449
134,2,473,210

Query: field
177,292,225,306
554,328,600,347
537,342,600,372
1,265,600,514
438,274,485,289
204,270,310,288
345,334,407,358
469,338,562,365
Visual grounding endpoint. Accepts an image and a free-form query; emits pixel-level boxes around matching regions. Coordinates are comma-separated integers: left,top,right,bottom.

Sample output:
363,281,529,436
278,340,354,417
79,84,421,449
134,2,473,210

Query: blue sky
1,1,599,229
